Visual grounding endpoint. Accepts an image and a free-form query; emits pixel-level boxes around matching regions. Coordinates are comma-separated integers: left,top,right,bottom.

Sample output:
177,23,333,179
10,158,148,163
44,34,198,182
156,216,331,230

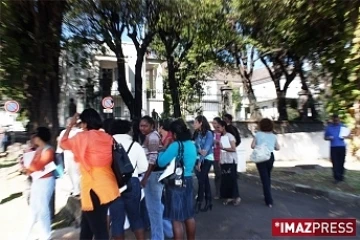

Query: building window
114,106,121,118
101,68,113,81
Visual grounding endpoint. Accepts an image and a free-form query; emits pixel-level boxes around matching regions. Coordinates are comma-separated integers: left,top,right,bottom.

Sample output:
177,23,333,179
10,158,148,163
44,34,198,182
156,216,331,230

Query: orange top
27,146,54,178
60,130,119,211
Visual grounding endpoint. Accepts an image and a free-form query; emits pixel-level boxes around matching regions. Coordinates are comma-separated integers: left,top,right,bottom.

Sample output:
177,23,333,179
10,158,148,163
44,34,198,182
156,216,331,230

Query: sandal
233,198,241,206
223,199,233,205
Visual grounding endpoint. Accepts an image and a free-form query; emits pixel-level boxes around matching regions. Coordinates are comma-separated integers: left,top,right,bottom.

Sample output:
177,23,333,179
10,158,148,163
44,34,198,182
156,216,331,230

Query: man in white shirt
108,119,148,239
56,118,82,196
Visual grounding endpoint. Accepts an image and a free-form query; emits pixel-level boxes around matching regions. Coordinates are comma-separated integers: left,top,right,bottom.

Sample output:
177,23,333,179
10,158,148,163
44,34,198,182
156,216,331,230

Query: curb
239,173,360,207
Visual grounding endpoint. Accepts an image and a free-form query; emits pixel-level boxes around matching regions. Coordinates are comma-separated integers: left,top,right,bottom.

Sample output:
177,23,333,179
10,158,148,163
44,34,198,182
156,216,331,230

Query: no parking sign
102,96,114,113
4,100,20,113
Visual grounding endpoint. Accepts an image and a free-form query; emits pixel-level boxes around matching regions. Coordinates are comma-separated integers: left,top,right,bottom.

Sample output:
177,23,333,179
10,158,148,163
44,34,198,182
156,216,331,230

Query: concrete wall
185,121,329,172
236,132,331,172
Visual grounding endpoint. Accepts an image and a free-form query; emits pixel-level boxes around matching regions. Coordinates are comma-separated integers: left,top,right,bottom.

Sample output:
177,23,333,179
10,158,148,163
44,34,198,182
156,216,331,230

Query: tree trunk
298,67,318,120
167,56,181,118
277,90,288,121
134,53,144,119
116,48,134,118
248,92,262,120
99,71,113,119
24,0,65,145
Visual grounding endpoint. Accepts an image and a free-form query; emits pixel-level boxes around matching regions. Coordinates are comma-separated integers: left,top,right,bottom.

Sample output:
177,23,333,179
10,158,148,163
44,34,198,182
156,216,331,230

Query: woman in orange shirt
23,127,55,240
60,109,119,240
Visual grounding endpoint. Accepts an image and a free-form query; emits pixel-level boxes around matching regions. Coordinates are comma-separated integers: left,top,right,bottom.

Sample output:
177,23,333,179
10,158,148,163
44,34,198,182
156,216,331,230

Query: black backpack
111,139,135,188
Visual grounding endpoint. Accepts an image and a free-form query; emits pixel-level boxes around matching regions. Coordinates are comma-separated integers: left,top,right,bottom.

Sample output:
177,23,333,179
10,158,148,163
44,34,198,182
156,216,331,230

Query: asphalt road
194,180,360,240
8,175,359,240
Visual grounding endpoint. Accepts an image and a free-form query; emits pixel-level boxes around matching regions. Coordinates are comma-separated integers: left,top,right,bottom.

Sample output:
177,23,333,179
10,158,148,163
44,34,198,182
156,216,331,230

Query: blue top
324,123,346,147
255,131,277,152
158,140,197,177
194,130,214,161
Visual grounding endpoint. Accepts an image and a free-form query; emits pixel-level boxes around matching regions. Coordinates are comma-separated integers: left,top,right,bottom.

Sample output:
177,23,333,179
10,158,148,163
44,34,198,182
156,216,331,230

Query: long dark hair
193,115,212,139
79,108,102,130
219,119,241,146
213,117,222,124
132,118,145,143
170,119,192,141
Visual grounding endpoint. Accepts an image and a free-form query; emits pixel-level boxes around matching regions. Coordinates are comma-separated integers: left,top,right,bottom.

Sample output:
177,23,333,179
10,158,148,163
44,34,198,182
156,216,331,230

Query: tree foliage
66,0,163,119
1,0,66,142
151,0,222,117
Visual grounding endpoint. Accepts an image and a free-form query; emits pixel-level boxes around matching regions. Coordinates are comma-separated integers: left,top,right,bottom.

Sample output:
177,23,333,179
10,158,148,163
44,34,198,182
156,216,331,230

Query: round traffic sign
102,96,114,109
4,100,20,113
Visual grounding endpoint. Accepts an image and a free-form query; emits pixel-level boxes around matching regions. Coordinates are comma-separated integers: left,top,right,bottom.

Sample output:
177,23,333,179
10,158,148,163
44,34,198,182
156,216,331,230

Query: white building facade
240,68,305,120
58,43,164,126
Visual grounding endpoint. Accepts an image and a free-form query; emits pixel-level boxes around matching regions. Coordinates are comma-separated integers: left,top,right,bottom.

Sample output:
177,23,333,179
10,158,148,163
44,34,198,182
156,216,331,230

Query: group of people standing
20,108,280,240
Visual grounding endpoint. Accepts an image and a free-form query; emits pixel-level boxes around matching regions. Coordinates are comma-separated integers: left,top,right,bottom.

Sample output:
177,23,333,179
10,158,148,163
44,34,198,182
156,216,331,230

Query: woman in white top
251,118,280,208
216,120,241,206
107,119,148,240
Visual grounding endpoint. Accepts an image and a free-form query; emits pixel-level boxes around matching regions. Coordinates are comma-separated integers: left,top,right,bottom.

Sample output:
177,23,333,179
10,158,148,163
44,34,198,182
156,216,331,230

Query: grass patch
0,158,18,169
0,162,18,169
246,163,360,195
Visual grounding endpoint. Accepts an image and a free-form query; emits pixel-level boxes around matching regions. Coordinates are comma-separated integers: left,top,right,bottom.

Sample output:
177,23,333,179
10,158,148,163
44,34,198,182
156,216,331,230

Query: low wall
185,121,329,172
236,132,330,170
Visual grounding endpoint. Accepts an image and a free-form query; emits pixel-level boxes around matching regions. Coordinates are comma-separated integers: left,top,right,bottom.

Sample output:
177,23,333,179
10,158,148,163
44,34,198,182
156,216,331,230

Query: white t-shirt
113,134,148,177
220,132,238,164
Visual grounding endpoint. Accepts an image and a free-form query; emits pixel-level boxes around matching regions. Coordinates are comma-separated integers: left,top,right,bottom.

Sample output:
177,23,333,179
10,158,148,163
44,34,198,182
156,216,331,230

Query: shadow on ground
0,192,23,204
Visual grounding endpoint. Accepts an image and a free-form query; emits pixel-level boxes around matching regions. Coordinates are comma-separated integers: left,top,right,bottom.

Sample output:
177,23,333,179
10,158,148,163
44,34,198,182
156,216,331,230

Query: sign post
102,96,114,118
4,100,20,113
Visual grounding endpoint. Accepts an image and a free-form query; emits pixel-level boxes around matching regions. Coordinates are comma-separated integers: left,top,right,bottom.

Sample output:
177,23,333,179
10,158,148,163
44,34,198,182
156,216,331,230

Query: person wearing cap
324,114,351,183
56,117,82,197
23,127,55,240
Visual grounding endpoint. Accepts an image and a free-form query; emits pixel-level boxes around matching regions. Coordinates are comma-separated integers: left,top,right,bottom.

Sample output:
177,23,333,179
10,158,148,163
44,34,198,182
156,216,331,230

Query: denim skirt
163,177,194,221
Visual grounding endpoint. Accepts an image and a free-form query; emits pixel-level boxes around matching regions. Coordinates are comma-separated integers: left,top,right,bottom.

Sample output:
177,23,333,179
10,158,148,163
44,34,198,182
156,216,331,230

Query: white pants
23,176,55,240
66,158,80,195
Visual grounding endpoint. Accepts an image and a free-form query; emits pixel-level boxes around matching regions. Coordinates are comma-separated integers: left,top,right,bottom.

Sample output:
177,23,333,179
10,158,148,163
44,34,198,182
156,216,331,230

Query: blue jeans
144,172,173,240
109,178,144,237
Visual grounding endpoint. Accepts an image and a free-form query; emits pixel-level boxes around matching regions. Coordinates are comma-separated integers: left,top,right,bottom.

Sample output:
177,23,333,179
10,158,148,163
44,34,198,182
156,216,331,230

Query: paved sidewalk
2,164,360,239
50,180,360,240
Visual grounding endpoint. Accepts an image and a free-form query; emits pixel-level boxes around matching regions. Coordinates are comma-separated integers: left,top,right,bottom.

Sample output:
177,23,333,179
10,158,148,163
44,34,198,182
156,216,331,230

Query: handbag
250,144,271,163
160,141,186,188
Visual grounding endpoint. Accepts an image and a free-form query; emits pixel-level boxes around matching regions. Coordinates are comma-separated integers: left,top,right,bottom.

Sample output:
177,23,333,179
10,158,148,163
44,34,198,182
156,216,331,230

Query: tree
325,8,360,120
126,0,163,118
1,0,66,142
153,0,225,117
66,0,161,119
214,0,262,119
153,0,195,117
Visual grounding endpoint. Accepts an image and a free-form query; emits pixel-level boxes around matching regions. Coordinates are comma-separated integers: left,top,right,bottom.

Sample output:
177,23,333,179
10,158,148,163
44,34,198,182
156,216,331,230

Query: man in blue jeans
139,116,173,240
324,114,351,183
